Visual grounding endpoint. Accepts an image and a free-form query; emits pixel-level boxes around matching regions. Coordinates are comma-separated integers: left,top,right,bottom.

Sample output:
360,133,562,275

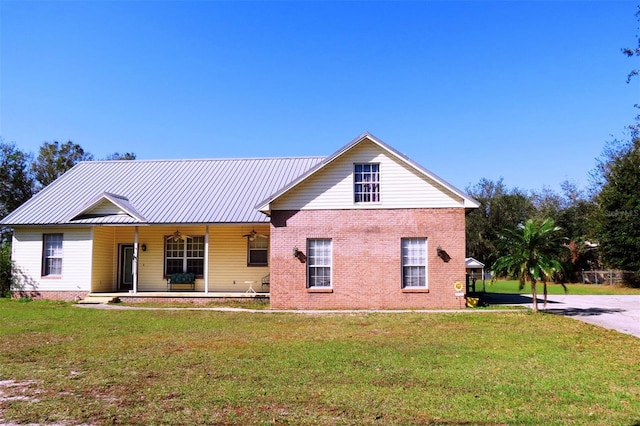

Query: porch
91,224,270,294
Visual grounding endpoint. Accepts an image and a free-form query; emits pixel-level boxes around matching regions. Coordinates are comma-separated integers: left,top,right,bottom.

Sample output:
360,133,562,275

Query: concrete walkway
485,293,640,338
77,294,640,338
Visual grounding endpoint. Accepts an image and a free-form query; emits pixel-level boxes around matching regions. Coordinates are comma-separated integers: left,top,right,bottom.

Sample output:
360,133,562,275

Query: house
2,132,479,309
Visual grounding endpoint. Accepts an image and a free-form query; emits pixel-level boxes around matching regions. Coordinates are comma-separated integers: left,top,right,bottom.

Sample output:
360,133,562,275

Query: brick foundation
270,208,467,309
11,290,89,302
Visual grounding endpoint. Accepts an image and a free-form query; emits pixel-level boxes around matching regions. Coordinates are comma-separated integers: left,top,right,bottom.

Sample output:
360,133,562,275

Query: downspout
133,226,138,293
204,225,209,293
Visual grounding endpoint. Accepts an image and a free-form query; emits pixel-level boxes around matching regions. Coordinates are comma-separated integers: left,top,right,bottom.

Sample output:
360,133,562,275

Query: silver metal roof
2,157,324,226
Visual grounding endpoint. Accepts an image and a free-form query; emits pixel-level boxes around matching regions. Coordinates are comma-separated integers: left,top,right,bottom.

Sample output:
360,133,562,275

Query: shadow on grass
544,307,625,317
479,293,558,306
481,293,626,317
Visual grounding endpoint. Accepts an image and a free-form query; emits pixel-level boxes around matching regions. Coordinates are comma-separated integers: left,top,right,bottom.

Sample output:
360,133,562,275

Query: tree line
466,124,640,284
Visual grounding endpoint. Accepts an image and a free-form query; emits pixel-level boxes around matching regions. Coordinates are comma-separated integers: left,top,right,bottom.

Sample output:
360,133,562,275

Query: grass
1,299,640,425
482,279,640,295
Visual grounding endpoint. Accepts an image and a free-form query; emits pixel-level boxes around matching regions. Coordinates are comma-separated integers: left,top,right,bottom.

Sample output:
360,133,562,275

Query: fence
581,270,638,286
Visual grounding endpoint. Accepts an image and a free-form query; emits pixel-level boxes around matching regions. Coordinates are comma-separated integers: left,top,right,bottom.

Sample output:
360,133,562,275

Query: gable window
354,163,380,203
248,237,268,266
307,239,332,288
42,233,63,276
165,235,205,277
402,238,427,288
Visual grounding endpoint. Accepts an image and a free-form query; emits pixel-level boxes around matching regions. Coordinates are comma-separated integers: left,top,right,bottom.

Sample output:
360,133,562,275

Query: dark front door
119,244,134,291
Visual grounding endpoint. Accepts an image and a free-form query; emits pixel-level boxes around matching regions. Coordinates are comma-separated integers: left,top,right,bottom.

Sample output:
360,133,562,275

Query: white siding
271,140,464,211
88,199,125,215
12,227,93,292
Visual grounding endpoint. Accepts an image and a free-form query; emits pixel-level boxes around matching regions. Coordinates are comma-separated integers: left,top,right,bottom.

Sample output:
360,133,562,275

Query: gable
64,192,147,224
270,139,468,211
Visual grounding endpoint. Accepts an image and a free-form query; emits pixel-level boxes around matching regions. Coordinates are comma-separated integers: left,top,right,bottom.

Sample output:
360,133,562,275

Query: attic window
354,163,380,203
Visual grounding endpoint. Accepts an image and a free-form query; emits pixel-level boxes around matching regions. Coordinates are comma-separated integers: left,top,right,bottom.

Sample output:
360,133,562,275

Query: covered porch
90,223,270,295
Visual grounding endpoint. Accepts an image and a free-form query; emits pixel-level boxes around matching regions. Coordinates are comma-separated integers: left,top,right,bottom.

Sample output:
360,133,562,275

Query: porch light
293,247,299,258
141,244,147,252
172,230,182,242
437,246,451,263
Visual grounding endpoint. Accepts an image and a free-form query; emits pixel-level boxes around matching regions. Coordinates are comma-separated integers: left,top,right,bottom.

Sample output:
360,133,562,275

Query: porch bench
167,273,196,291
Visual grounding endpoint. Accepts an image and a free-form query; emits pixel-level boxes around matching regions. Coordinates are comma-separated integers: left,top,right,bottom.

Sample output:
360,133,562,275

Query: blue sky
1,1,638,193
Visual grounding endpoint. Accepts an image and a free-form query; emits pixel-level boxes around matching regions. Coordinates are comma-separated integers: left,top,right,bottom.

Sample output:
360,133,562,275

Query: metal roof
2,157,324,226
465,257,485,269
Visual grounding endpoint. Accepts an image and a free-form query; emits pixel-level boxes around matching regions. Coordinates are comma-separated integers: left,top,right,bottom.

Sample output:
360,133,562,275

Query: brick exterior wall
269,208,467,309
11,290,89,302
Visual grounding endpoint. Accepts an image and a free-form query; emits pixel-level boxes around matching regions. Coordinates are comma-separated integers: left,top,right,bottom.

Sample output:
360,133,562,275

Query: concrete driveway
485,293,640,338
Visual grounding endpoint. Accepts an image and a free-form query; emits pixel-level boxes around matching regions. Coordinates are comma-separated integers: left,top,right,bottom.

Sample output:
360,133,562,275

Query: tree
0,242,12,297
0,141,35,220
105,152,136,160
31,141,93,188
588,8,640,274
465,178,535,267
531,181,599,280
621,5,640,84
492,218,567,312
593,136,640,273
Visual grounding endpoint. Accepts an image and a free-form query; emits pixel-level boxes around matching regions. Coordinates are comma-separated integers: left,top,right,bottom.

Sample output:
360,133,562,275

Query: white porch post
204,225,209,293
133,226,139,293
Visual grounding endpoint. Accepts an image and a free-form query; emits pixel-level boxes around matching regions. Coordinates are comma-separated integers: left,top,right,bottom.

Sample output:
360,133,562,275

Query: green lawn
1,299,639,425
482,279,640,295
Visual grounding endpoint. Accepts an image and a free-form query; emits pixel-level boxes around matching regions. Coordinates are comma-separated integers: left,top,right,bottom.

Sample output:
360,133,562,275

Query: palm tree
492,218,567,311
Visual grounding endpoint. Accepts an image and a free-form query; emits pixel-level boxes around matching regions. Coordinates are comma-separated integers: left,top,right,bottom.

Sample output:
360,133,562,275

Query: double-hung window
248,237,268,266
165,235,205,277
42,233,63,276
307,239,332,288
354,163,380,203
402,238,427,288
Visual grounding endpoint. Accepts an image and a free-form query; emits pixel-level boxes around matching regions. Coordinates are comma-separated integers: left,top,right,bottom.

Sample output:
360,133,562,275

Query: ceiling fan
243,229,268,241
166,230,193,242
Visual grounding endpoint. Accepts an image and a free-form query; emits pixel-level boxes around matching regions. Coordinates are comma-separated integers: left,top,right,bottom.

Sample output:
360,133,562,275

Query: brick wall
270,208,467,309
12,290,89,302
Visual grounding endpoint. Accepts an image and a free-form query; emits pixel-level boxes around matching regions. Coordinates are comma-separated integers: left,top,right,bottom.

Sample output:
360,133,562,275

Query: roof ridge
85,155,327,164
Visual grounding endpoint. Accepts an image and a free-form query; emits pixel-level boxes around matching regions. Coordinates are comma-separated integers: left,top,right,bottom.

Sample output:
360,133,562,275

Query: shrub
0,242,13,297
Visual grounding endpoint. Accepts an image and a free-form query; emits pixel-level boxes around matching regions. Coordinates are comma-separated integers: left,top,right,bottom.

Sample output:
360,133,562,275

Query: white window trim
42,233,63,277
307,239,332,288
165,235,205,277
353,163,381,204
247,237,269,266
401,238,428,289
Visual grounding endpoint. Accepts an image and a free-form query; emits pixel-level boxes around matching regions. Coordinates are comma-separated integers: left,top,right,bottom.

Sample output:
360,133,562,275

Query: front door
118,244,134,291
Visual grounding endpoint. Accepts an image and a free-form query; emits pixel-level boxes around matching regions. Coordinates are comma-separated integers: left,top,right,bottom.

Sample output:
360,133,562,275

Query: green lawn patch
1,299,639,424
485,279,640,295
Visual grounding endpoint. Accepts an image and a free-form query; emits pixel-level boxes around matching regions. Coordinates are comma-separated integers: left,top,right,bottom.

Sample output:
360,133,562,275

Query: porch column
204,226,209,293
133,226,139,293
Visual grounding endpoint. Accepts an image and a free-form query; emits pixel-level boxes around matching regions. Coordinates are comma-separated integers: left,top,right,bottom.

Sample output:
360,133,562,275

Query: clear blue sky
1,1,638,194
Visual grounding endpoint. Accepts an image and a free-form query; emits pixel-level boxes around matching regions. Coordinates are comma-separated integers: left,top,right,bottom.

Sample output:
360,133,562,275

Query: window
354,163,380,203
42,233,63,276
248,237,268,266
165,235,205,277
402,238,427,288
307,239,332,288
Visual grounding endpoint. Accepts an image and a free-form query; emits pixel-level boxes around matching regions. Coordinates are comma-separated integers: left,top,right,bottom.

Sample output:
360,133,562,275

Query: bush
0,242,13,297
